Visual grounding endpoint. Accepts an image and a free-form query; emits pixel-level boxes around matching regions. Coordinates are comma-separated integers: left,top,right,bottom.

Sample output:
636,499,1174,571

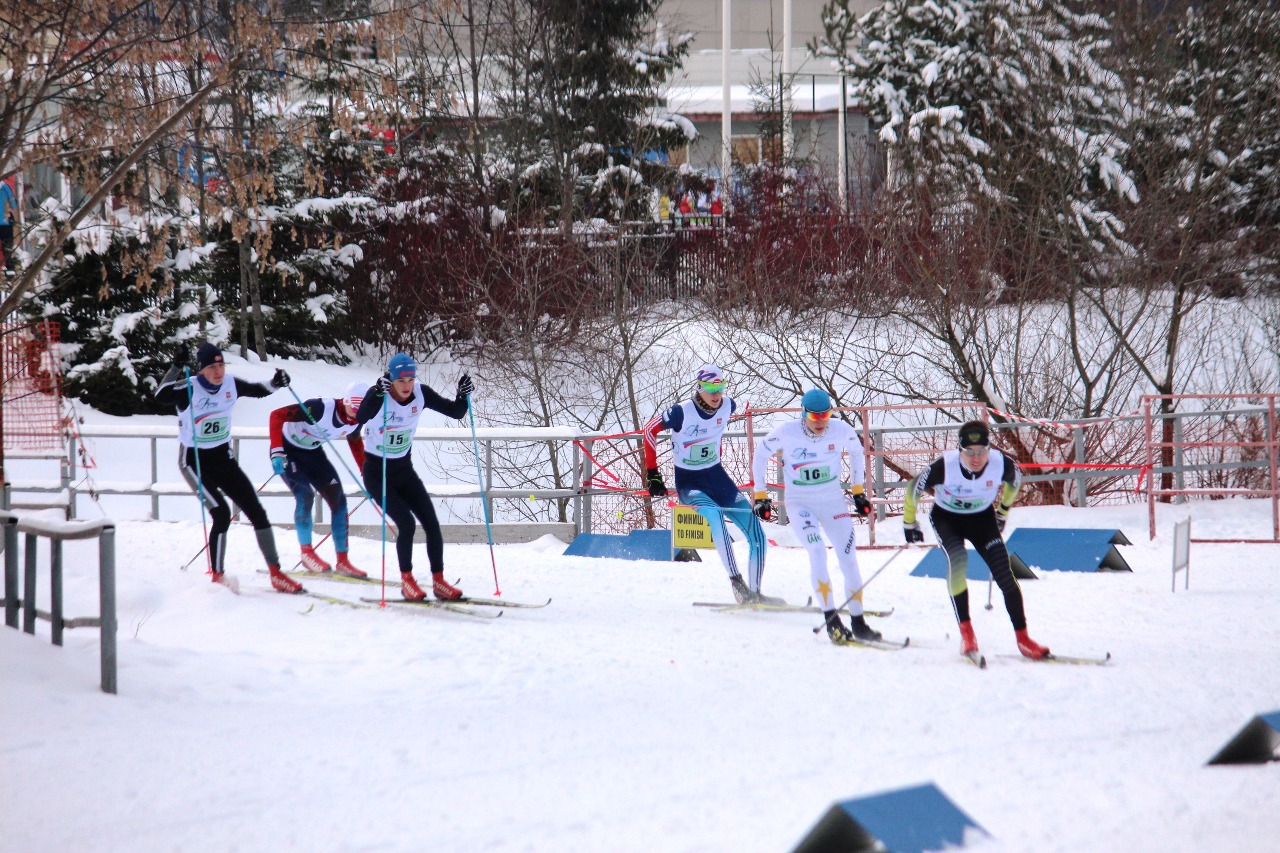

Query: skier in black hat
902,419,1050,659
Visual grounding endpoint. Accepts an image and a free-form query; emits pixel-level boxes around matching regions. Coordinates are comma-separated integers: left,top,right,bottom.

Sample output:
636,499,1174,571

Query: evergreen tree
488,0,693,230
816,0,1136,261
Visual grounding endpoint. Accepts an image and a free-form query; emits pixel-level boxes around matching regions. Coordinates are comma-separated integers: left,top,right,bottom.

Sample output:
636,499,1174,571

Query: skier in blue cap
752,388,880,643
355,353,474,600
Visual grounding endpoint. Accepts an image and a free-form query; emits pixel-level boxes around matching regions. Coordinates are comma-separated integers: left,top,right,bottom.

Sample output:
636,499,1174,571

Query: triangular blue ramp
791,782,989,853
562,530,674,561
1005,528,1133,572
910,548,1035,580
1207,710,1280,765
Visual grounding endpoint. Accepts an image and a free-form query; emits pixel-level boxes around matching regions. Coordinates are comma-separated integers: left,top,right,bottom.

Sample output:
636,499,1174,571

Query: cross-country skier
155,342,302,593
752,388,880,643
642,364,772,604
354,353,473,601
902,419,1050,659
268,382,368,578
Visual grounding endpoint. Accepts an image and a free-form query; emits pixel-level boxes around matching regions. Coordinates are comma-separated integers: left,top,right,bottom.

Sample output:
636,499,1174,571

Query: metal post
582,440,595,535
150,436,160,519
23,531,36,634
99,524,117,694
51,538,63,646
1074,426,1087,508
3,513,17,628
1173,414,1185,504
65,432,77,519
484,438,494,521
572,440,583,537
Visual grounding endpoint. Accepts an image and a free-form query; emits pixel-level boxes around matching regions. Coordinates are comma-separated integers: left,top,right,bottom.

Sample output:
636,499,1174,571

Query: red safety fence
1,320,66,454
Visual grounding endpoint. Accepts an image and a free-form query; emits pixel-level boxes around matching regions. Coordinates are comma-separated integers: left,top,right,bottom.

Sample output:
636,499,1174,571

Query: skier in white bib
642,364,772,604
903,419,1050,659
354,353,472,601
268,382,368,578
155,342,300,593
753,389,880,643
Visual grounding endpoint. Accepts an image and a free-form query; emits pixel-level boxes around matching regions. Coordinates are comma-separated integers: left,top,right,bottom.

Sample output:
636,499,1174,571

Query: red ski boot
333,552,366,579
299,545,331,573
1016,628,1050,659
269,566,305,594
958,620,979,655
401,572,428,601
432,573,463,600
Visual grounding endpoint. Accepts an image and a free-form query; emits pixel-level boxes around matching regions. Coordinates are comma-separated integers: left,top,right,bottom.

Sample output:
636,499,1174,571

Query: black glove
645,468,667,498
995,510,1008,533
173,346,189,368
457,373,474,397
753,497,774,521
852,493,872,517
375,375,393,395
271,368,290,389
904,522,924,544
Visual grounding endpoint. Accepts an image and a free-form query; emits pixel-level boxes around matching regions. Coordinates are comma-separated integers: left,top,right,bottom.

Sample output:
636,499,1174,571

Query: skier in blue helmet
753,388,883,644
355,353,475,601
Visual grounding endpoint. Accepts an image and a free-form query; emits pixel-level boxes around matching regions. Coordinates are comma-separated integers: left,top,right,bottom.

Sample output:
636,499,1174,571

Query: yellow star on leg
816,580,833,606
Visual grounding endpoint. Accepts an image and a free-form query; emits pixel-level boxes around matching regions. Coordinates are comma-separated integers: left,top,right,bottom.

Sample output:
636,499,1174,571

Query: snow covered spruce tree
812,0,1147,448
485,0,693,232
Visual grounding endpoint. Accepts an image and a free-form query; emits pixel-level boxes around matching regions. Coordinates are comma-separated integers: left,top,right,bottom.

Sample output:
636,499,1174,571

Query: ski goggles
698,379,726,394
804,409,832,423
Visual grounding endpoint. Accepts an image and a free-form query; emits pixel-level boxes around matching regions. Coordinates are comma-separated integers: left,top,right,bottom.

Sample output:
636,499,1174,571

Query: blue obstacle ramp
1004,528,1133,572
909,547,1035,580
1207,710,1280,765
791,782,990,853
562,529,674,561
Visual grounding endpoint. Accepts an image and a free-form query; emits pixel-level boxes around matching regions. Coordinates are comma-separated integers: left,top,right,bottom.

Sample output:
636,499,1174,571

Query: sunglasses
698,380,725,394
961,445,990,457
805,410,832,422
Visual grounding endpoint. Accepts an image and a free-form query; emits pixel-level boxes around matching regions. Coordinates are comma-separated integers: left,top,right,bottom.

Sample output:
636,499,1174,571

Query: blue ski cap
694,364,726,393
387,353,417,381
801,388,832,415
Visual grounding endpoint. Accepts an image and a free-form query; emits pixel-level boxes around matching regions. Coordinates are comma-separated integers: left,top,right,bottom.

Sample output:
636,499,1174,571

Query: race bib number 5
681,442,719,467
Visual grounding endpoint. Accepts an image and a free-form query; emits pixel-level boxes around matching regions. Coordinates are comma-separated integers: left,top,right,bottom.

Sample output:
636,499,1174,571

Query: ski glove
904,522,924,544
375,375,393,395
457,373,474,397
271,453,286,477
852,493,873,517
271,368,290,389
753,497,774,521
645,468,667,497
995,508,1009,533
172,346,189,368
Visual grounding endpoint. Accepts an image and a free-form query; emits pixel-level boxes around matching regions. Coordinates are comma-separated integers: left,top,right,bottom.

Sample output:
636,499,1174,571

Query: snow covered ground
4,495,1279,853
3,351,1279,852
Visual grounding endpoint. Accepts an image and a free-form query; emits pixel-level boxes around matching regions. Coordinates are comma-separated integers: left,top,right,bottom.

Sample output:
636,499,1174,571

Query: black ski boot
850,614,882,642
824,610,853,643
730,575,758,604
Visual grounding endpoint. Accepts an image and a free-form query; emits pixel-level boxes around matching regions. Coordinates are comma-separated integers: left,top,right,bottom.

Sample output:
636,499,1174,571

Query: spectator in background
0,178,17,270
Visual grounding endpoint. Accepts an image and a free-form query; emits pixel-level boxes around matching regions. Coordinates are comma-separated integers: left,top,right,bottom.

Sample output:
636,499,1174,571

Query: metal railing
6,402,1277,544
1,509,118,694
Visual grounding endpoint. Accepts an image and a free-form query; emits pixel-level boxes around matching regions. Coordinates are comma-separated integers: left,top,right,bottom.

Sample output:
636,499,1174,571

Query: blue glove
271,454,286,476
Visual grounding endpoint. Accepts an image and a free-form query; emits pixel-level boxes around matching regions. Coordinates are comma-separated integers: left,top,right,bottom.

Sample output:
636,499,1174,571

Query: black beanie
959,420,990,448
196,342,224,370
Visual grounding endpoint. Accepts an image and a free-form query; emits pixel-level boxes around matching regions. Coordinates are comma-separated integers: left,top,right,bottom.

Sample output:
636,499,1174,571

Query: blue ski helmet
387,353,416,381
801,388,832,415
